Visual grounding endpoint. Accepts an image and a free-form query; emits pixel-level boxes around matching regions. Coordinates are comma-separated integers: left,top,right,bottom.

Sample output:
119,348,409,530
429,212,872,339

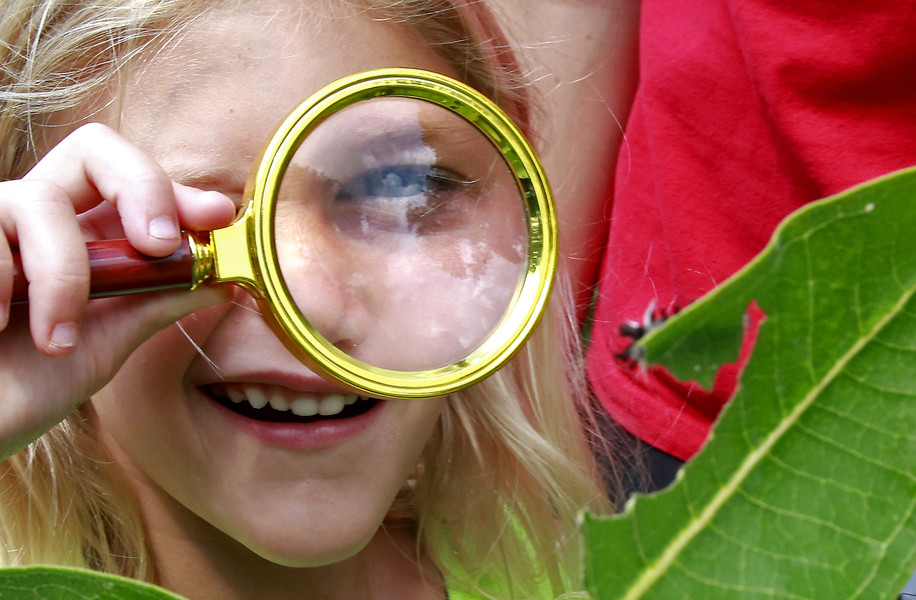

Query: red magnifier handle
11,234,196,303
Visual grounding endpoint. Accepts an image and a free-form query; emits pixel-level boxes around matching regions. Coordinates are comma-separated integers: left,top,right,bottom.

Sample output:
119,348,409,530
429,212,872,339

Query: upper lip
198,369,354,397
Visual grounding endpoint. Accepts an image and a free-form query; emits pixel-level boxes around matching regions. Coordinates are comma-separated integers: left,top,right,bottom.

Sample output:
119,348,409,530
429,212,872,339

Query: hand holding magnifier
10,69,557,399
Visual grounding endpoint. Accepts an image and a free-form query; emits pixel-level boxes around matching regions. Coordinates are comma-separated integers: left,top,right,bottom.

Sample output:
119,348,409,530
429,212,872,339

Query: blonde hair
0,1,616,597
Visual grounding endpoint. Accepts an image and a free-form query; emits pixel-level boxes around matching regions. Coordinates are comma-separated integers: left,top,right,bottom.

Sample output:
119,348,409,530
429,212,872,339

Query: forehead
117,2,456,177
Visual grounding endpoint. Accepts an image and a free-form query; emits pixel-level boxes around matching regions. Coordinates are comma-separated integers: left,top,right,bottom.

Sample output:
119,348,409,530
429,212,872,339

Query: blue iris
339,164,434,200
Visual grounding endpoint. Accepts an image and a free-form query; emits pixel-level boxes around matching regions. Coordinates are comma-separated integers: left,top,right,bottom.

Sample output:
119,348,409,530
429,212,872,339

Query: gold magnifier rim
246,67,557,399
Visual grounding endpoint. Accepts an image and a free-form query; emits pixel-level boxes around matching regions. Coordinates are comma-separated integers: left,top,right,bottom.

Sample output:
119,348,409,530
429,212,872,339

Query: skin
0,3,470,599
484,0,641,318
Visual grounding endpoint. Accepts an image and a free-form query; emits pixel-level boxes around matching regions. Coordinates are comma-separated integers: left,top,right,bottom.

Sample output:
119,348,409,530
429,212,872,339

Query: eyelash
337,164,472,202
323,164,477,237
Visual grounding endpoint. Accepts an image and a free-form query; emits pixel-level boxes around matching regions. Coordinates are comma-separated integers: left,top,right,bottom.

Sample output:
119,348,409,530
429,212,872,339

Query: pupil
380,169,424,196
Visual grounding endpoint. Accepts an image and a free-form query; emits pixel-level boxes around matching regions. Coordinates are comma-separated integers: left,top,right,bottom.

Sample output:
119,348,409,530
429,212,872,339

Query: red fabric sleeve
587,0,916,460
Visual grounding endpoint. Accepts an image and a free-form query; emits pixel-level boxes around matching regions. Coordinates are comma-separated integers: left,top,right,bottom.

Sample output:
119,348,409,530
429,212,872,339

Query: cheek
93,303,229,412
396,398,447,461
89,304,231,488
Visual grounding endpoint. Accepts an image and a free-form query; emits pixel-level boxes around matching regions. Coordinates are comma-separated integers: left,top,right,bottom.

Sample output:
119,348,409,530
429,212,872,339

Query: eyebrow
328,120,494,167
162,163,249,193
376,115,485,145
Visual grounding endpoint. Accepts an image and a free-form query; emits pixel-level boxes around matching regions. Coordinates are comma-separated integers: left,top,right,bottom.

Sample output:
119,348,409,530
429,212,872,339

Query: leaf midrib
619,280,916,600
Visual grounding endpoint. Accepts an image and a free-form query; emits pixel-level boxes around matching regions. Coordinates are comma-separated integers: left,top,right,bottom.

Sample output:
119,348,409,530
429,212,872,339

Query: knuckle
127,168,173,198
14,178,71,208
0,179,74,229
34,269,91,301
69,122,114,144
35,122,113,165
30,180,73,208
51,269,90,288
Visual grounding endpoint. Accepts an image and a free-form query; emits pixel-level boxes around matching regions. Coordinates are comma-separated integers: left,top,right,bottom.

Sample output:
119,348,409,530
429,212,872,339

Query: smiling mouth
204,384,380,424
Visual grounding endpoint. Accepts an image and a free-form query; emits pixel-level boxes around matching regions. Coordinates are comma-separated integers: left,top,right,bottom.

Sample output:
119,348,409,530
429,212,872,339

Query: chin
262,549,363,569
225,517,380,569
247,538,372,569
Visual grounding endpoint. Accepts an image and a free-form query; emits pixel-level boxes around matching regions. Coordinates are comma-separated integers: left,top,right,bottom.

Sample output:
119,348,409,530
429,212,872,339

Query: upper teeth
224,386,360,417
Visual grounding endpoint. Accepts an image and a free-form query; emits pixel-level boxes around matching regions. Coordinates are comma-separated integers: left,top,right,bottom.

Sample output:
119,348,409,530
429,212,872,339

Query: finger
0,179,91,355
172,183,237,232
25,122,183,257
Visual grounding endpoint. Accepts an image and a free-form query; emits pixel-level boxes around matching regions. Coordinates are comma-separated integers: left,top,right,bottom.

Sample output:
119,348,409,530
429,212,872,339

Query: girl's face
89,3,454,570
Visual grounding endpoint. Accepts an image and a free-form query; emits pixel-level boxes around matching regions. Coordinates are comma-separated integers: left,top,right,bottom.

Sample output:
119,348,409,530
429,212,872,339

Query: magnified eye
339,164,438,199
333,164,475,236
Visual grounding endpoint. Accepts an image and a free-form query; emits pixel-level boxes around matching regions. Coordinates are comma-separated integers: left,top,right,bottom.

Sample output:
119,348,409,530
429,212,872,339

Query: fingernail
49,322,78,350
148,216,179,241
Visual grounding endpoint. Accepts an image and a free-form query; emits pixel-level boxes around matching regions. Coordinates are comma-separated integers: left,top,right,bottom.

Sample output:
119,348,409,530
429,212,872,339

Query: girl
0,1,616,598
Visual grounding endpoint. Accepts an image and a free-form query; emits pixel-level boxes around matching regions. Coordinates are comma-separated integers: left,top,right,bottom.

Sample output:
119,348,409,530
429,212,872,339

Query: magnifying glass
12,68,557,399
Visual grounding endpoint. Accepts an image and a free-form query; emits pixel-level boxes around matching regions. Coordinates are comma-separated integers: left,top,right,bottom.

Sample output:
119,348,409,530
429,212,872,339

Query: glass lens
273,97,527,372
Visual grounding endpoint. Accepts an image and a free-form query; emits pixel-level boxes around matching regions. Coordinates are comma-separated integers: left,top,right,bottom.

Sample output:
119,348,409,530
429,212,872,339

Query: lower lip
209,395,384,450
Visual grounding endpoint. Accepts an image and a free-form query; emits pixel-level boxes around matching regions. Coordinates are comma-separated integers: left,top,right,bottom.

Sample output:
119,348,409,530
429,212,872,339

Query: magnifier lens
274,97,527,372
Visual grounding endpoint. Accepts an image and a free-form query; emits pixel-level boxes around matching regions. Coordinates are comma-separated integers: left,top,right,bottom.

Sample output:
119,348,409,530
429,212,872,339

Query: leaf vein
810,400,907,440
735,488,881,544
705,521,845,570
849,494,916,599
765,453,890,503
616,277,916,599
840,370,916,398
795,423,916,482
673,561,817,600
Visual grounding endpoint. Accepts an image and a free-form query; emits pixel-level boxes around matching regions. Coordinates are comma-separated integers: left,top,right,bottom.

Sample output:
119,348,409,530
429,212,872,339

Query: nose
273,220,373,356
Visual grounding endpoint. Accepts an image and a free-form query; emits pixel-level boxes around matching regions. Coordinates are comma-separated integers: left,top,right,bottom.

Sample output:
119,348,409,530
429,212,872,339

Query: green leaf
583,166,916,599
0,566,186,599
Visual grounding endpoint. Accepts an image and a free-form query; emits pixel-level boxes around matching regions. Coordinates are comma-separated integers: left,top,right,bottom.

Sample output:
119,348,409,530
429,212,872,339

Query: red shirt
587,0,916,461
